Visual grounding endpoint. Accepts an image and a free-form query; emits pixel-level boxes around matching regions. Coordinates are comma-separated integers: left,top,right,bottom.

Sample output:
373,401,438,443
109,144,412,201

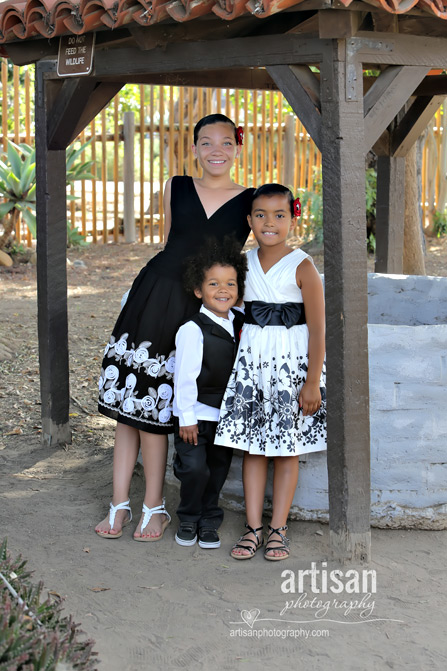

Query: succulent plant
0,539,98,671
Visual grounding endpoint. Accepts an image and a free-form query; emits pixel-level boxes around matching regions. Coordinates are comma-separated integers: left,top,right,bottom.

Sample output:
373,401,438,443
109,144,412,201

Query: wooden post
123,111,136,243
35,64,71,446
283,114,295,189
375,155,405,273
320,43,371,563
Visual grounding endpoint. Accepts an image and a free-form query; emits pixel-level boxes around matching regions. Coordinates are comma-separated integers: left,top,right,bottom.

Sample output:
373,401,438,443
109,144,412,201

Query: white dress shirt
173,305,235,426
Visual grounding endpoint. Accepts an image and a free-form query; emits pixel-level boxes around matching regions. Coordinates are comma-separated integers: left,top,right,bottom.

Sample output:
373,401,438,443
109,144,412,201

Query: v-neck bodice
191,177,250,220
148,176,254,280
244,247,309,304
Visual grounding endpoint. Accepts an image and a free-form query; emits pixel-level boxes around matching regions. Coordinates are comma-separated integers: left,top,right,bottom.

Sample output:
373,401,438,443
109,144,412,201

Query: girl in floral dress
95,114,254,541
215,184,326,561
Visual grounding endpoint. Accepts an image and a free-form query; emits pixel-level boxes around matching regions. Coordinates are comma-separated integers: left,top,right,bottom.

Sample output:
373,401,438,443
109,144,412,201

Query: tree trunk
403,143,426,275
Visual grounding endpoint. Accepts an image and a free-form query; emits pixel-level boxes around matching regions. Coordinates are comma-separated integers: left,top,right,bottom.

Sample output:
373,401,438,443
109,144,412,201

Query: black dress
98,176,254,433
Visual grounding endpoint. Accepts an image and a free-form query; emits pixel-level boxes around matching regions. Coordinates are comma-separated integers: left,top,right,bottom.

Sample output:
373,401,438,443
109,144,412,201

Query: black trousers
173,419,233,529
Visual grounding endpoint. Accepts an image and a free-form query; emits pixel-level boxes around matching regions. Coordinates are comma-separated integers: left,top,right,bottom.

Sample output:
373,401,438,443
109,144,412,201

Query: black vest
189,312,238,409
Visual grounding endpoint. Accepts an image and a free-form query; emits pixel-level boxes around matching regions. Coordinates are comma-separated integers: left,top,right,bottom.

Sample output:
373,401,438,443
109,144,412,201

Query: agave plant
0,141,36,248
0,139,96,250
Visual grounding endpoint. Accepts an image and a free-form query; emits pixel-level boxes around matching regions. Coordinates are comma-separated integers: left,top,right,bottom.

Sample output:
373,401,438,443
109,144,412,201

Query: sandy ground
1,239,447,670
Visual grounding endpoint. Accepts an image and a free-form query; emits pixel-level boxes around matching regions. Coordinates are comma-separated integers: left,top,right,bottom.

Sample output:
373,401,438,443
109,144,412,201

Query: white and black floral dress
98,176,254,434
215,248,326,456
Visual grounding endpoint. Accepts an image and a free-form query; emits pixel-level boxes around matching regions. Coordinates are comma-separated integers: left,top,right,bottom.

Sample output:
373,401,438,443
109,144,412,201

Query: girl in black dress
95,114,254,541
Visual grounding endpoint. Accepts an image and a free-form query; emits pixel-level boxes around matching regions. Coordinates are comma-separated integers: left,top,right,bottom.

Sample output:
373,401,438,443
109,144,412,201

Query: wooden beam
74,35,331,79
48,77,98,150
415,76,447,97
287,14,319,35
354,31,447,68
320,43,371,563
398,16,447,38
392,95,446,157
98,68,277,91
318,9,363,38
68,82,124,144
364,66,429,152
267,64,322,150
35,63,71,447
371,12,398,33
375,155,405,273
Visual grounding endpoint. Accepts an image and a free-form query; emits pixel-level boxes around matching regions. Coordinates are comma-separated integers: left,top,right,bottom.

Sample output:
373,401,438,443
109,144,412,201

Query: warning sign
57,34,95,77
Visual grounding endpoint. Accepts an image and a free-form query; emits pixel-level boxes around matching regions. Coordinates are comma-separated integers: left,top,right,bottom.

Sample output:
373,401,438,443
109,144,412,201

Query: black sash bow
244,301,305,329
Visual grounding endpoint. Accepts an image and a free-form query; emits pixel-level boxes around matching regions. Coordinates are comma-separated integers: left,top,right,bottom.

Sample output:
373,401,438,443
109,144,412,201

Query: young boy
173,237,247,548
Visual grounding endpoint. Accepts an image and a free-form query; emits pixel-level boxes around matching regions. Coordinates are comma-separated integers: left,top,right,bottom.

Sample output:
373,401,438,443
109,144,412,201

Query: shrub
0,538,98,671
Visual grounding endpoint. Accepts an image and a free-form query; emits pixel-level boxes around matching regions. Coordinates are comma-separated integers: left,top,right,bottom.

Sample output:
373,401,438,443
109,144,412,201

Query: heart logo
240,608,260,628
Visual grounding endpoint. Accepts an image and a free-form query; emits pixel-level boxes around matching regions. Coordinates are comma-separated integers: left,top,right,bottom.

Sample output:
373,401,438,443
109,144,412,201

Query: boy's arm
174,321,203,445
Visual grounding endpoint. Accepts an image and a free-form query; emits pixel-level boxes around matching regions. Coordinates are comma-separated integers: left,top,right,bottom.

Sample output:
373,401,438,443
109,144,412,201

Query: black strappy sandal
230,523,264,560
264,524,290,562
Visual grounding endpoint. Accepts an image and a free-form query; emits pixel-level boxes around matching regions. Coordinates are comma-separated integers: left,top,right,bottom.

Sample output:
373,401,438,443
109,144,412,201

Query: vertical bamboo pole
243,93,248,186
101,108,108,243
252,90,258,187
149,86,155,242
179,87,184,177
91,119,97,243
299,127,306,192
225,88,231,118
1,60,8,151
25,70,31,145
260,91,266,186
113,95,119,243
188,87,194,177
206,88,212,116
13,66,19,144
306,129,314,191
234,90,240,184
169,86,175,176
159,86,165,241
80,130,87,237
422,140,427,227
269,91,274,182
24,69,32,245
216,88,221,113
139,84,145,242
276,93,283,184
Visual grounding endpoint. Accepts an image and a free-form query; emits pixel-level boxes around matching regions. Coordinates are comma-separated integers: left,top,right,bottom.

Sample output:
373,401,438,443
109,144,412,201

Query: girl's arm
162,177,173,244
296,258,325,416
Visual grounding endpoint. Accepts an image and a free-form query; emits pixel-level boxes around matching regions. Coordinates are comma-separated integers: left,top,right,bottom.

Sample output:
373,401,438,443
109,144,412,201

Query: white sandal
134,498,171,542
96,499,132,539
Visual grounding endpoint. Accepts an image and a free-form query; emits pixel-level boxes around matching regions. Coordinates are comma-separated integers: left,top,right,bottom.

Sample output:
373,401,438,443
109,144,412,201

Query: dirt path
1,239,447,670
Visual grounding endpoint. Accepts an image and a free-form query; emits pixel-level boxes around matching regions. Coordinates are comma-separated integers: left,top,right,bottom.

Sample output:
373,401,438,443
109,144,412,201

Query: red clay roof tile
0,0,447,46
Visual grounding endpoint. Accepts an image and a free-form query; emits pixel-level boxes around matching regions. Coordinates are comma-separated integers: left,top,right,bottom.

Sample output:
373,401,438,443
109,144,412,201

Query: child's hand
179,424,198,446
299,382,321,416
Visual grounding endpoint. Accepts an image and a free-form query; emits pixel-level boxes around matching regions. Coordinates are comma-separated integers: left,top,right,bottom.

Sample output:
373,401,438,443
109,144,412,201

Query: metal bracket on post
345,38,393,101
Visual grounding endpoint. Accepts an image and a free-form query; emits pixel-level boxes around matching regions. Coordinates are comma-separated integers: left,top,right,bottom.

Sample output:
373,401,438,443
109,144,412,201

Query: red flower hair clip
236,126,244,146
293,197,301,217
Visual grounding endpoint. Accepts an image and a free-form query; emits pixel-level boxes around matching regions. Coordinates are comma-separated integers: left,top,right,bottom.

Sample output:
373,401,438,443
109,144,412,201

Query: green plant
298,167,377,248
365,167,377,228
0,141,36,248
298,168,323,244
0,140,96,249
433,209,447,237
0,538,98,670
67,225,89,248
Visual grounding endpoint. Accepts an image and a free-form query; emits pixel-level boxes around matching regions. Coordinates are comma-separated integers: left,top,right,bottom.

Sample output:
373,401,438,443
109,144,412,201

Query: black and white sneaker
198,527,221,549
175,522,198,546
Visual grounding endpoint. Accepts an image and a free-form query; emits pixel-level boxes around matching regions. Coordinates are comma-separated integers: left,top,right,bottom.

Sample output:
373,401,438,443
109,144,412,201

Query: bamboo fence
0,59,444,246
